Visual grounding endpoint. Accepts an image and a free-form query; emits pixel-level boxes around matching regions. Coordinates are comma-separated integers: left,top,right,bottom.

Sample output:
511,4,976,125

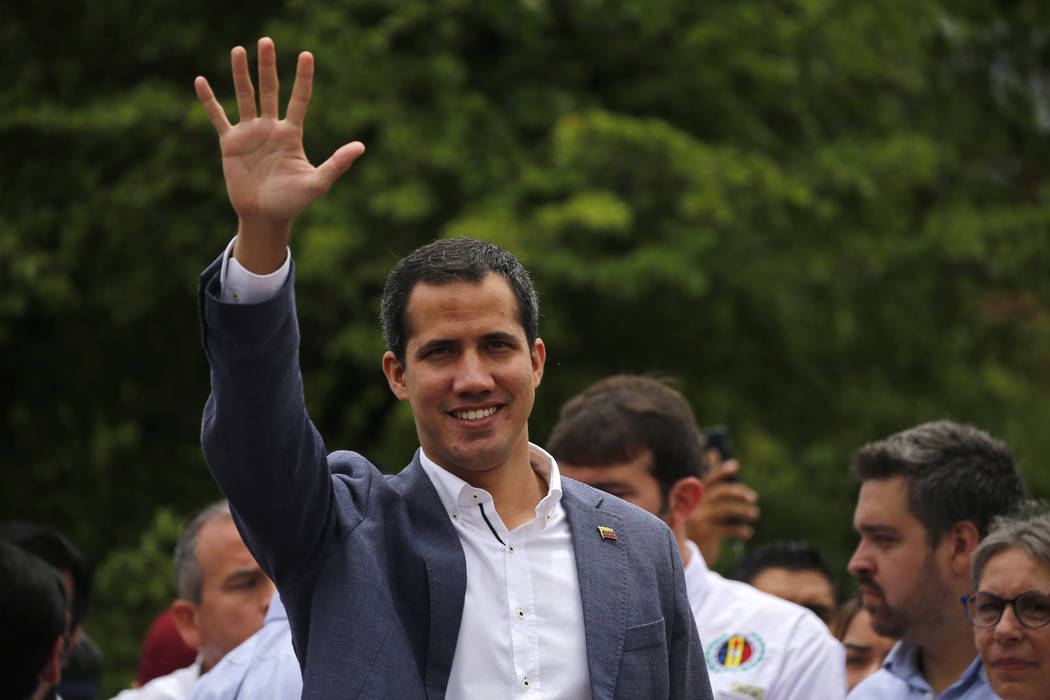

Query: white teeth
454,407,498,420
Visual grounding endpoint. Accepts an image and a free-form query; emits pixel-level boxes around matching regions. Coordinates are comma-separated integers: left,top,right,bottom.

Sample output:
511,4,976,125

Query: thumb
314,141,366,191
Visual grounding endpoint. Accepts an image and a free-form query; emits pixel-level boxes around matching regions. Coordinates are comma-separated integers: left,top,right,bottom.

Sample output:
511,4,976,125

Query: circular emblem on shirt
706,632,766,673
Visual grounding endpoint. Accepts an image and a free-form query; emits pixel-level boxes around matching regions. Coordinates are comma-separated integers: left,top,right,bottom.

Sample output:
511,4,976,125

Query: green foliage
5,0,1050,683
88,507,185,695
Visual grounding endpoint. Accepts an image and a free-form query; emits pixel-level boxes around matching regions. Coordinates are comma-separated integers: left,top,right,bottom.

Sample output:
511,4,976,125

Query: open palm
195,37,364,269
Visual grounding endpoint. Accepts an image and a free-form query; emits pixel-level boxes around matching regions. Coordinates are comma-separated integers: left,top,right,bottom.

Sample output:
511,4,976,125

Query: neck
675,528,691,567
455,446,547,531
915,616,978,695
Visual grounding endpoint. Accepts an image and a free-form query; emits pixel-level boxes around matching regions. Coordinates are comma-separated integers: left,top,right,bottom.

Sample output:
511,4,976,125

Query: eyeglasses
962,590,1050,629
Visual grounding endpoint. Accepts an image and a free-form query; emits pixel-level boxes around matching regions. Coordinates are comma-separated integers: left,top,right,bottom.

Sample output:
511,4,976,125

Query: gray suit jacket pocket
622,617,666,651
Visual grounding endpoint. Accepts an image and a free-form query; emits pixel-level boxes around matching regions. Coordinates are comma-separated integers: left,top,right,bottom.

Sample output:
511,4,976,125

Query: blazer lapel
390,456,467,699
561,480,628,700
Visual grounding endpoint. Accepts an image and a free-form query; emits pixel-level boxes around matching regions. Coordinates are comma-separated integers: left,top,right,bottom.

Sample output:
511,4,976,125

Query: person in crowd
831,597,897,692
686,430,760,565
135,610,198,688
0,541,69,700
966,504,1050,700
0,520,98,699
60,632,104,700
112,501,274,699
192,37,709,698
548,374,846,699
189,592,301,699
732,539,838,625
846,420,1025,699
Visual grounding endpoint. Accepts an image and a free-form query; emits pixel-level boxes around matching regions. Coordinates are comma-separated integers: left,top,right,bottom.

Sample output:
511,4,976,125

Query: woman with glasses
964,505,1050,700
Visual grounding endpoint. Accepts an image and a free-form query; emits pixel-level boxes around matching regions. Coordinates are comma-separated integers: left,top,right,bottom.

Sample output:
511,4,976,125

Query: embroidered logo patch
706,632,766,673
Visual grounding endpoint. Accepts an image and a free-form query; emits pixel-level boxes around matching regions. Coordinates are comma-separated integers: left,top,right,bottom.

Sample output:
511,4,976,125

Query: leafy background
4,0,1050,693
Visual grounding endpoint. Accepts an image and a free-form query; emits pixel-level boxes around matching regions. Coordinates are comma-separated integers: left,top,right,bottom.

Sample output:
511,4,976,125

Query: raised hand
194,37,365,273
686,459,759,564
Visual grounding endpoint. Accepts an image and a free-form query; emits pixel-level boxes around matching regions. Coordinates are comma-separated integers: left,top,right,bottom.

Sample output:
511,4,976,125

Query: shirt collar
419,443,564,520
883,640,985,694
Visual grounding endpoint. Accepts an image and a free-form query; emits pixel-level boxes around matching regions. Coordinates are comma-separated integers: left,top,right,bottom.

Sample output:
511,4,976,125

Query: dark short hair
731,539,836,594
971,502,1050,588
0,521,93,629
173,500,232,604
0,541,69,699
547,375,706,501
380,237,540,364
850,420,1025,542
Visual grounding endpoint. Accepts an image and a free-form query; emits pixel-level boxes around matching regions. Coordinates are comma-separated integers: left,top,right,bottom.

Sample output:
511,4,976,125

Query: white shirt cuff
218,236,291,304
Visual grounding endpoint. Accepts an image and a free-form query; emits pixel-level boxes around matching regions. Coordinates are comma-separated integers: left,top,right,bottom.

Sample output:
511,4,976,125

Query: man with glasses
846,421,1026,699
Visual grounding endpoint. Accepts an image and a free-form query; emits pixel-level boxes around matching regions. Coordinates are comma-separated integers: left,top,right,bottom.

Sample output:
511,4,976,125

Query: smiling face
848,476,956,640
382,274,545,481
975,548,1050,700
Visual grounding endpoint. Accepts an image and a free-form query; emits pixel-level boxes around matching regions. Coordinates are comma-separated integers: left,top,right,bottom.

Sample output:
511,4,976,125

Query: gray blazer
199,257,711,699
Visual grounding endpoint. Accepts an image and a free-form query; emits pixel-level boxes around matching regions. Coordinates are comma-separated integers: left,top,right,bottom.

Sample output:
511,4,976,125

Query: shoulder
706,573,830,633
847,667,908,699
114,662,201,700
561,477,673,534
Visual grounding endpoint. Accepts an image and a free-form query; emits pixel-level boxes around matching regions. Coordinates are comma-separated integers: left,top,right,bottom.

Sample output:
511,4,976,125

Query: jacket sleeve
198,255,368,587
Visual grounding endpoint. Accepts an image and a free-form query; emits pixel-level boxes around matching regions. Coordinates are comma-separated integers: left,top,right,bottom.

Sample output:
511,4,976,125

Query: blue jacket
199,257,711,699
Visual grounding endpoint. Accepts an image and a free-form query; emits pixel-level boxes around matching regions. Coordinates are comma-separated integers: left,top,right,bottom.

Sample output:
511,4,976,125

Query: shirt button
472,492,480,500
451,511,459,520
517,608,525,619
232,291,241,302
508,545,515,553
522,678,530,688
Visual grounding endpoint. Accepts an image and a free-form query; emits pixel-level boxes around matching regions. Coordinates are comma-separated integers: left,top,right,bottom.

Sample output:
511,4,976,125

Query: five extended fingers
195,37,363,194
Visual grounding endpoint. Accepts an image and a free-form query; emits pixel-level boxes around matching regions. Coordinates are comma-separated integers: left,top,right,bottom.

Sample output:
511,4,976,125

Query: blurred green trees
4,0,1050,693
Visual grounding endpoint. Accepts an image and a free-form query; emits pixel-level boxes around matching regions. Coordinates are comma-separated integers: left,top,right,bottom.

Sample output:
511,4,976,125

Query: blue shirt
188,592,302,700
847,641,995,700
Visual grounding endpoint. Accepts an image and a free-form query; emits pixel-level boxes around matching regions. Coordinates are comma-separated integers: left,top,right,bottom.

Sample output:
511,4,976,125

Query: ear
382,351,409,400
531,338,546,387
170,599,201,651
665,477,704,533
39,634,64,686
945,520,981,577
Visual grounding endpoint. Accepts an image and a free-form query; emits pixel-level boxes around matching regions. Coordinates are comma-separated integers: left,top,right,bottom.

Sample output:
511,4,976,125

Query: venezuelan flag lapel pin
597,526,617,541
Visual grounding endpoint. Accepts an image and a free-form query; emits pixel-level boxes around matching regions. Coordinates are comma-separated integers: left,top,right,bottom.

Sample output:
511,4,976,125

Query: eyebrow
856,524,899,536
415,332,522,357
223,568,262,586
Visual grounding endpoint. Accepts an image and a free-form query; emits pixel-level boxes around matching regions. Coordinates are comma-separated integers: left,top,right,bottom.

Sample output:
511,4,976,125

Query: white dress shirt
420,447,591,698
110,657,202,700
684,541,846,700
220,239,592,698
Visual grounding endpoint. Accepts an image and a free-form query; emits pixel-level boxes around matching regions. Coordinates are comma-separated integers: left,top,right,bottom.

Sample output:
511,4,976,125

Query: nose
994,603,1024,641
261,580,276,611
847,540,871,576
452,348,495,395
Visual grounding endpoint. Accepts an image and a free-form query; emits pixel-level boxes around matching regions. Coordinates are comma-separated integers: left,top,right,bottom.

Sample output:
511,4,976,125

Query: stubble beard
866,555,948,642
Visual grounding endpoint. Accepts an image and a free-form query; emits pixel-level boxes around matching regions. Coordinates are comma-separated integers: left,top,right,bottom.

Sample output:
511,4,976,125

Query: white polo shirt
684,540,846,700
